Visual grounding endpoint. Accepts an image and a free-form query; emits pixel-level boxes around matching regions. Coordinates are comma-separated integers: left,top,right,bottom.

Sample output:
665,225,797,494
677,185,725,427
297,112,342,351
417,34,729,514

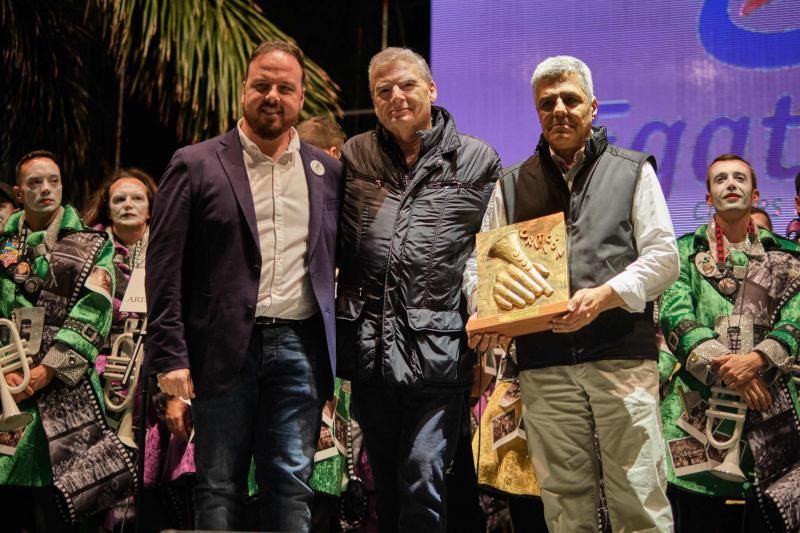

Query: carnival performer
147,40,342,532
465,55,677,532
83,169,155,411
660,153,800,532
83,168,155,314
0,150,135,531
84,168,196,529
471,345,548,531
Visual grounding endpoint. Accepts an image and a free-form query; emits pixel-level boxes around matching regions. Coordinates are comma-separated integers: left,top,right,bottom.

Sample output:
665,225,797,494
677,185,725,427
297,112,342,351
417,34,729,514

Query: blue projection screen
431,0,800,235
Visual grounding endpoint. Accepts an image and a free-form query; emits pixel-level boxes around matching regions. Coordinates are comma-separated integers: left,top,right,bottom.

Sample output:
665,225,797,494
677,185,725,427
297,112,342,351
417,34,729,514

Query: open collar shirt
238,120,317,319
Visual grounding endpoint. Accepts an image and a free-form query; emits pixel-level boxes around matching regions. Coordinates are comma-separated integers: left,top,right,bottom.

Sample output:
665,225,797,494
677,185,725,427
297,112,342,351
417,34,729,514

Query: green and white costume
0,206,135,523
659,223,800,530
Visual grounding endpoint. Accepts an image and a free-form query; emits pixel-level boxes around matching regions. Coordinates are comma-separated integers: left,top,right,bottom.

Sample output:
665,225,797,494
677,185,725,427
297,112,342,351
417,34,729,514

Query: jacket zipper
379,153,447,378
350,172,382,189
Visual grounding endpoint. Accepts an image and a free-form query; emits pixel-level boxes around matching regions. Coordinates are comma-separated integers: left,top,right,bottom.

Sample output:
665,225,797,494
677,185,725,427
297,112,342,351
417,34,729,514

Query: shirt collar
237,119,300,161
549,145,587,175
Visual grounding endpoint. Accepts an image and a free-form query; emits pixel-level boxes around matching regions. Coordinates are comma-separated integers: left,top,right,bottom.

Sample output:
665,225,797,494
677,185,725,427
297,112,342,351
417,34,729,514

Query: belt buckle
82,323,99,342
256,316,279,326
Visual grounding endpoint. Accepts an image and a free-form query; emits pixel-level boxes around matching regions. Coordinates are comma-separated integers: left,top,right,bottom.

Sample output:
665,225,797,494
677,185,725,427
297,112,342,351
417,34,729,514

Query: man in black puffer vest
466,56,678,532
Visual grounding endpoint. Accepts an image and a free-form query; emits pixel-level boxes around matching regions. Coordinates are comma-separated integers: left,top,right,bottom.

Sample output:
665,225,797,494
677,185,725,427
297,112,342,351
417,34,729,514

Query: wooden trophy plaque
466,212,570,337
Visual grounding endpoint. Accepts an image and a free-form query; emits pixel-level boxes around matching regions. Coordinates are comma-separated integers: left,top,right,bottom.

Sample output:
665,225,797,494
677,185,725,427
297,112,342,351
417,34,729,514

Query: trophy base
466,301,569,338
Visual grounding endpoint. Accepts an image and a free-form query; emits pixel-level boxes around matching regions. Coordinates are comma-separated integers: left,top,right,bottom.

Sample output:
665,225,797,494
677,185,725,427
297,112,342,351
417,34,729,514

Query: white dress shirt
238,121,317,319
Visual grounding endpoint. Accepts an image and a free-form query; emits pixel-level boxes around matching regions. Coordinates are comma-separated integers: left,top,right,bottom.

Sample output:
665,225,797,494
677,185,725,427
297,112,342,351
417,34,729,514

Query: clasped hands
468,258,554,351
712,352,771,411
492,257,554,310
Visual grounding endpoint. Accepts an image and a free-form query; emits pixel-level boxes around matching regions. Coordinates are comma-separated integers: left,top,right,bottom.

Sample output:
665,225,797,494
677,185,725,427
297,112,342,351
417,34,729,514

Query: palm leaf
94,0,341,143
0,0,92,195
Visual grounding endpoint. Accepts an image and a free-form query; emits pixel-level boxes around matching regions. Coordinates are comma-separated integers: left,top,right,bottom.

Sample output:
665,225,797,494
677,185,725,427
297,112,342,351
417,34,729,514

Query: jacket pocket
335,295,373,381
336,295,365,322
406,308,467,385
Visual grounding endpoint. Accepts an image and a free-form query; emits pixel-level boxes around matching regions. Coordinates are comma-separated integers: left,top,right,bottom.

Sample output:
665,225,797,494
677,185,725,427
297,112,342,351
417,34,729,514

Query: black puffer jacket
337,107,501,389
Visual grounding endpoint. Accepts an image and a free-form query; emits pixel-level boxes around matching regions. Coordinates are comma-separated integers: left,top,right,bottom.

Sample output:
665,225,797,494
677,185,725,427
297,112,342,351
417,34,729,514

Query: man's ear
13,185,22,205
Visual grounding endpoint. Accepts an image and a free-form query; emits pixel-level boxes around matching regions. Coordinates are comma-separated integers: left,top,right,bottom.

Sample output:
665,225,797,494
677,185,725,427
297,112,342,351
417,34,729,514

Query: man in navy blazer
145,40,341,532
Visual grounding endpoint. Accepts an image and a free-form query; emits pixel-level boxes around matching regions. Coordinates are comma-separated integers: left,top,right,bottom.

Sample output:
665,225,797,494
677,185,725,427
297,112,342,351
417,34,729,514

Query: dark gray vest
502,128,659,369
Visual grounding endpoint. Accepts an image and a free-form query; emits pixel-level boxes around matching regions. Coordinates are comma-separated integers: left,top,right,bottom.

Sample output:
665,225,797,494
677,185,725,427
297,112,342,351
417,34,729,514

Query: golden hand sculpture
488,232,554,310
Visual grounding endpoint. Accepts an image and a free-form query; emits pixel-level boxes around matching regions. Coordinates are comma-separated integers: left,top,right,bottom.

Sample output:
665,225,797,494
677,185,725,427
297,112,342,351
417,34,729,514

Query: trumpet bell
116,410,136,449
711,463,747,483
0,411,33,433
0,377,33,432
711,441,747,483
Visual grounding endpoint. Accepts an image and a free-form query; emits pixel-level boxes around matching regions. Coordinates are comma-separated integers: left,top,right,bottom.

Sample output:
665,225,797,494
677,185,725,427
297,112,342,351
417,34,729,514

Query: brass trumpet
0,318,33,432
102,318,144,448
702,315,752,483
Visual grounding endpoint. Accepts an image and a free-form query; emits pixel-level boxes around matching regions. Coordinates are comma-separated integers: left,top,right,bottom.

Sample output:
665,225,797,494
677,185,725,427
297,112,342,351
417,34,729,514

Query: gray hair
368,47,433,92
530,55,594,103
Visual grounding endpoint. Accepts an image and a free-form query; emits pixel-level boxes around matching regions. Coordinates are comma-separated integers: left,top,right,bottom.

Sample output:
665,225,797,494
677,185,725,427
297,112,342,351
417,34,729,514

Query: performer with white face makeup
84,168,156,272
108,180,149,246
85,169,194,530
0,150,132,530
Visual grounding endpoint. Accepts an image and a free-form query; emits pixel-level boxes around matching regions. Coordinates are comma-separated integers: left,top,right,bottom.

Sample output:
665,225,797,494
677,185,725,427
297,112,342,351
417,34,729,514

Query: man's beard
246,107,289,141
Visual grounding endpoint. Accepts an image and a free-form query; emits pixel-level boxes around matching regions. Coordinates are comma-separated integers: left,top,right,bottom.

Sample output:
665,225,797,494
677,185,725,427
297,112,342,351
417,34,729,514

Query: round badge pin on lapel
310,160,325,176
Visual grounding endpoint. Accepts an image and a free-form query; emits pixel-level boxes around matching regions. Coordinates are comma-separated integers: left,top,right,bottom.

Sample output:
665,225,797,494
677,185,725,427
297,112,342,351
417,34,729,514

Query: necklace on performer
708,216,757,296
128,226,149,269
115,226,149,270
15,206,65,296
18,206,64,259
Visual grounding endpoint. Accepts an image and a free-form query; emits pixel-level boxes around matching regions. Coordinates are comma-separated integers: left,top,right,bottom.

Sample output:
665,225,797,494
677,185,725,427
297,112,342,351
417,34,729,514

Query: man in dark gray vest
466,55,677,532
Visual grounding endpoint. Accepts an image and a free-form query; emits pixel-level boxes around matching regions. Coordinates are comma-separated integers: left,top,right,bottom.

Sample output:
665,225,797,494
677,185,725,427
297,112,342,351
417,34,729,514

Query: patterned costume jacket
0,206,119,496
659,225,800,530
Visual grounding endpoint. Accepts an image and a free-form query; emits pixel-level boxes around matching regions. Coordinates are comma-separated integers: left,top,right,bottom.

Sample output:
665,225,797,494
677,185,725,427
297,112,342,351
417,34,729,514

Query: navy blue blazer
145,127,342,397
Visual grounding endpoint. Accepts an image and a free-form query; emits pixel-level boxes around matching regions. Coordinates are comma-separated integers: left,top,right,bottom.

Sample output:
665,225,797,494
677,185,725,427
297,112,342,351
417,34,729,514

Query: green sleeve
657,348,679,384
658,238,718,362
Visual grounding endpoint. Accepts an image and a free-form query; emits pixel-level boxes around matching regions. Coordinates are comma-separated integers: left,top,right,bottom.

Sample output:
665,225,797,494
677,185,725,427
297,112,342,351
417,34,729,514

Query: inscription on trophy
467,213,571,337
518,228,566,260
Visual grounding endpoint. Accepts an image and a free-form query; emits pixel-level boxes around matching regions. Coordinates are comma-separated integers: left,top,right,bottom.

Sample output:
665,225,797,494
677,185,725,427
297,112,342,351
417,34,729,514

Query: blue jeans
352,381,466,532
192,318,329,532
